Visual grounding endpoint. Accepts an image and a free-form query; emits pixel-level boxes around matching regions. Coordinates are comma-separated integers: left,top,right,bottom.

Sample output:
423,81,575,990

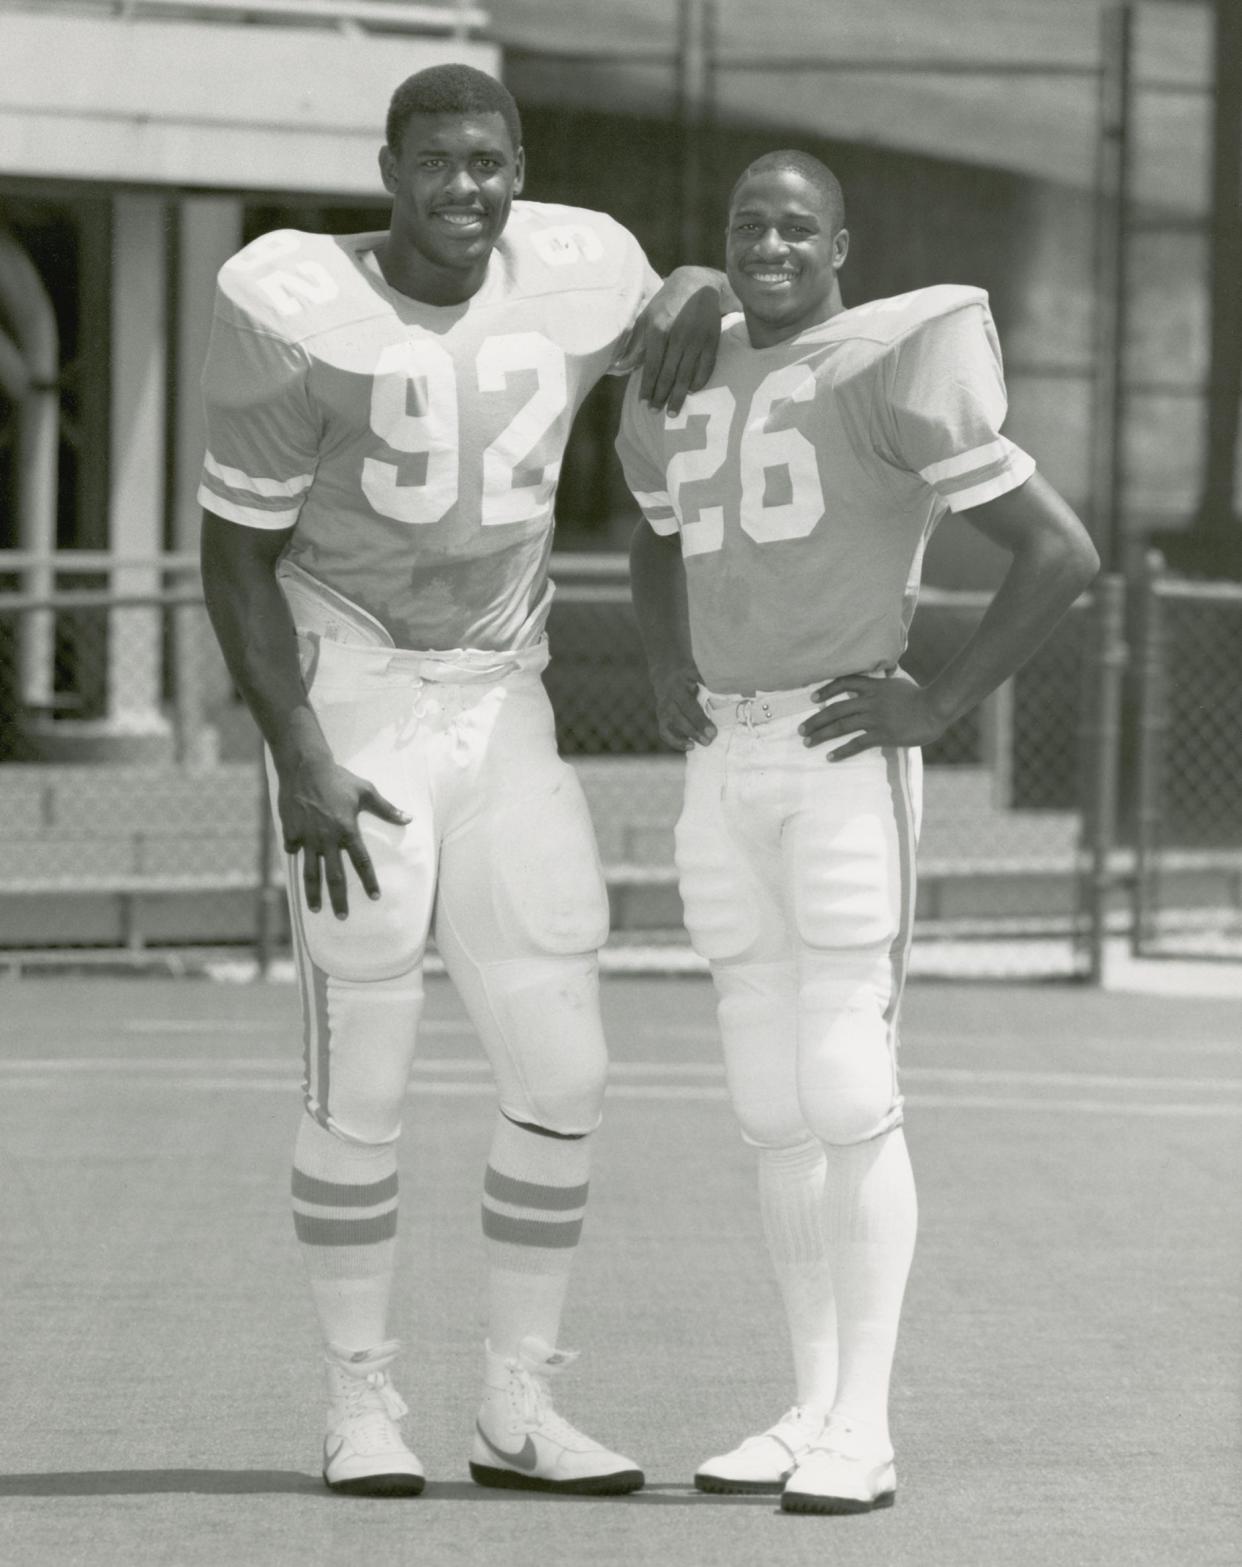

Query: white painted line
906,1095,1242,1118
1,1058,1237,1096
0,1074,1239,1118
643,1022,1242,1055
903,1067,1242,1092
120,1018,476,1037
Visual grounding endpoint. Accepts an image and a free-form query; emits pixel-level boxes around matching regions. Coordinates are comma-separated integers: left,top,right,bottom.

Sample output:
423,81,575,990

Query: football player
198,64,728,1498
616,150,1098,1514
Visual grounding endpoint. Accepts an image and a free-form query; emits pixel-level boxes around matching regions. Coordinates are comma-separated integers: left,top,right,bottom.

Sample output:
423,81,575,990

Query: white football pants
272,632,611,1146
675,687,922,1149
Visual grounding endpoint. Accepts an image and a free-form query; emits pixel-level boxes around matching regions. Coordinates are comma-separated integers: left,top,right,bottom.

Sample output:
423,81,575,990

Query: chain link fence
0,556,275,961
1133,559,1242,962
0,556,1142,979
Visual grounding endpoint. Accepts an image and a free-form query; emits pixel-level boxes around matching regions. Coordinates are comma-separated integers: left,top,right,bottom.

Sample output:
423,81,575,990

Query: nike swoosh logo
475,1421,539,1472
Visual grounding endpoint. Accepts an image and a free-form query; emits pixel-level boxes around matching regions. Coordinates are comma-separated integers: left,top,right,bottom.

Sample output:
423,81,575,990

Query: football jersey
198,202,660,651
615,285,1035,695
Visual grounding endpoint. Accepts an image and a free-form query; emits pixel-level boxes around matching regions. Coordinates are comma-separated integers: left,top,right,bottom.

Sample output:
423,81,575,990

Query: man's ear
833,228,850,270
513,146,526,197
378,144,398,196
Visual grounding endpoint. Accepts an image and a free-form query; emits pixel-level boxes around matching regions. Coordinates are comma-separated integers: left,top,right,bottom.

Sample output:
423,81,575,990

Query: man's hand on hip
800,671,951,760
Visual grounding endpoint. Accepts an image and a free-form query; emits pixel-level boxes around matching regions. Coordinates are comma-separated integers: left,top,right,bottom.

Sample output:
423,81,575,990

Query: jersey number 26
665,363,825,555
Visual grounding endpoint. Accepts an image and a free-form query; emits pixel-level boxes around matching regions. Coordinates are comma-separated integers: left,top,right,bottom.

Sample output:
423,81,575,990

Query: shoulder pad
502,201,641,287
216,229,378,338
840,285,991,345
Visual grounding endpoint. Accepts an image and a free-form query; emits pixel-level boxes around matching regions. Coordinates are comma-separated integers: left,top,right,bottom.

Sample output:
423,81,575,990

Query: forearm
629,525,695,680
664,265,738,313
200,521,331,777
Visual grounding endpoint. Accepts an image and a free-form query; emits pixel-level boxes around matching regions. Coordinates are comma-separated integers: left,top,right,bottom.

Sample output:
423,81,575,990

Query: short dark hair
385,64,522,154
730,151,846,232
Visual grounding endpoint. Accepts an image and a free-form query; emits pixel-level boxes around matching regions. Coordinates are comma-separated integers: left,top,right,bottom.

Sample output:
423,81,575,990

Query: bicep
957,473,1077,554
957,474,1100,589
200,511,296,650
201,510,292,583
629,516,683,572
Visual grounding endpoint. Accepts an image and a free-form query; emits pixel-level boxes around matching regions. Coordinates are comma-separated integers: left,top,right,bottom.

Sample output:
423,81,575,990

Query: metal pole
676,0,709,266
702,0,718,266
1196,0,1242,568
1090,5,1134,582
1081,575,1129,984
1131,552,1169,956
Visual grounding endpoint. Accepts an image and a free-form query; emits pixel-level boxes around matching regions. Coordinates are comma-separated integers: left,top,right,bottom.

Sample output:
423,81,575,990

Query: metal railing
0,554,1137,980
1,0,488,35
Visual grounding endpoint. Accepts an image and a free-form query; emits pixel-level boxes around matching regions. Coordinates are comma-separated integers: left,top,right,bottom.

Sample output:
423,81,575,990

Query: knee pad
796,980,903,1147
713,961,808,1149
463,953,609,1135
299,970,424,1145
675,806,780,965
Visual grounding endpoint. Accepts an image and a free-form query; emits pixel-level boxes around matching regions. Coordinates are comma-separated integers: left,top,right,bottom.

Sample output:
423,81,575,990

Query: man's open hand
277,757,410,918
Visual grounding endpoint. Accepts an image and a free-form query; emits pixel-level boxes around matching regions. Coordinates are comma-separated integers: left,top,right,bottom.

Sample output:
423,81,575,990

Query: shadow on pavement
0,1472,777,1505
414,1481,778,1507
0,1469,322,1496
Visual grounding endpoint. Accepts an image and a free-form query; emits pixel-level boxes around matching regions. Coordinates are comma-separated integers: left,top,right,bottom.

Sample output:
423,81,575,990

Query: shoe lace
510,1367,582,1445
341,1368,409,1425
809,1419,892,1466
768,1406,820,1440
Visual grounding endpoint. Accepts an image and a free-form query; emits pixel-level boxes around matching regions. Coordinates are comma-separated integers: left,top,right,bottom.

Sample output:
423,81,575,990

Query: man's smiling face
380,110,524,294
725,168,848,347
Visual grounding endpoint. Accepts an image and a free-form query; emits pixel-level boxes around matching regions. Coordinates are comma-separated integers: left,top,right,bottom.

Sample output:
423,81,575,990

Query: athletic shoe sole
781,1487,896,1515
694,1472,787,1495
324,1471,426,1498
469,1461,644,1495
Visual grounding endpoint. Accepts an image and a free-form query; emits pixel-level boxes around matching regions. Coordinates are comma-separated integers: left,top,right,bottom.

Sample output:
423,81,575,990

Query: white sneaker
470,1337,644,1495
322,1340,425,1497
780,1419,897,1514
694,1406,826,1494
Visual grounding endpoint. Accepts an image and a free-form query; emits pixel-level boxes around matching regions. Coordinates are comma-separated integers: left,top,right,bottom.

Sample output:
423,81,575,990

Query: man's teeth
752,272,793,283
440,213,483,225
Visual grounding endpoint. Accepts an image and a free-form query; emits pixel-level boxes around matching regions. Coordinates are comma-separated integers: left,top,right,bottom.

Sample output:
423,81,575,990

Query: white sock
291,1112,398,1354
482,1113,591,1359
756,1139,838,1415
821,1127,917,1451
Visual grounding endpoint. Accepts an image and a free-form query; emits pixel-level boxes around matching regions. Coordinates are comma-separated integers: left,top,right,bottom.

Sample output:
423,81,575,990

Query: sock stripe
291,1169,399,1207
293,1209,399,1247
482,1167,590,1212
480,1208,584,1249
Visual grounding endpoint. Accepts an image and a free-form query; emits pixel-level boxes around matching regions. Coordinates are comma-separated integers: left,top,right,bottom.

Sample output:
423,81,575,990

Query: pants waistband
701,686,822,727
310,635,549,686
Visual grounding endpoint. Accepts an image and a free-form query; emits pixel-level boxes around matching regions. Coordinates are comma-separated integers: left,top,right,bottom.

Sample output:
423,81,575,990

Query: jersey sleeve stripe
204,451,314,499
940,448,1036,513
196,482,301,529
633,488,679,535
918,438,1009,488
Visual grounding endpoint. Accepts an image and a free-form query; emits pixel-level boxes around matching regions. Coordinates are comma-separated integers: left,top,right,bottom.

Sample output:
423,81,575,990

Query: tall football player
199,65,727,1498
617,151,1098,1514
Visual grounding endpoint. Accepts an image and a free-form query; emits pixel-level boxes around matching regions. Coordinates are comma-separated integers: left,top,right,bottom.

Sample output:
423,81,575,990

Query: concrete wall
0,11,497,194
